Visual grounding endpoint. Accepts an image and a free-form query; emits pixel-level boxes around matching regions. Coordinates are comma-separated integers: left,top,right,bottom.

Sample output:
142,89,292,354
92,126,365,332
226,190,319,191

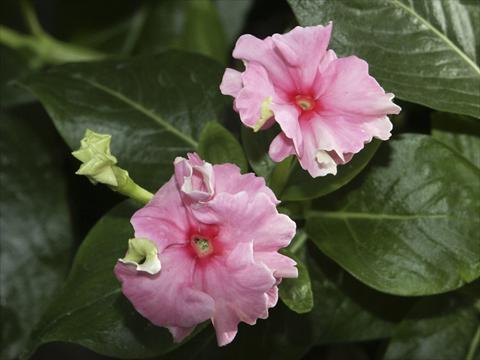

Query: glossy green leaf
288,0,480,118
431,112,480,169
198,122,248,172
158,246,411,360
384,292,480,360
0,46,35,107
282,139,381,201
0,113,74,359
214,0,253,42
279,251,314,314
20,50,227,192
22,202,185,359
307,134,480,296
71,0,228,63
241,126,277,179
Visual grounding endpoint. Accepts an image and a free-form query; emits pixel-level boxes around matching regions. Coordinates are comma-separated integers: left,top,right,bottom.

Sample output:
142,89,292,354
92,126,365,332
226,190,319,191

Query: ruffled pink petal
316,56,401,116
234,64,276,130
233,34,294,94
269,132,295,162
269,102,303,155
213,163,278,204
266,285,279,308
271,24,332,92
174,153,215,203
219,68,243,97
193,192,295,252
195,242,276,346
166,326,195,343
131,178,190,251
115,247,215,332
312,49,338,96
296,110,386,177
254,252,298,278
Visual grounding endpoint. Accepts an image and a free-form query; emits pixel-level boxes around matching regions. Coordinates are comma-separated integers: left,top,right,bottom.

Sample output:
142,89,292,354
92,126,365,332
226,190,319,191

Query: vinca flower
220,24,401,177
114,154,297,346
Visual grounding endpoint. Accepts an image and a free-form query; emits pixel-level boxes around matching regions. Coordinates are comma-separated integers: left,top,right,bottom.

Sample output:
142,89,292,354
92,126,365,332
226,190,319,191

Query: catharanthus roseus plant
115,153,297,346
221,24,401,177
3,1,479,359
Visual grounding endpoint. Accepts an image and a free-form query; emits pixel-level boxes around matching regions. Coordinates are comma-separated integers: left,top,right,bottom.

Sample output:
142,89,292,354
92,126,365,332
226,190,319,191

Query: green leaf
288,0,480,119
0,45,35,107
431,112,480,169
20,50,228,192
384,291,480,360
158,246,411,360
281,139,381,201
306,134,480,296
214,0,253,43
241,126,277,179
0,113,74,359
22,202,185,359
70,0,228,63
278,251,314,314
176,0,228,64
198,122,248,172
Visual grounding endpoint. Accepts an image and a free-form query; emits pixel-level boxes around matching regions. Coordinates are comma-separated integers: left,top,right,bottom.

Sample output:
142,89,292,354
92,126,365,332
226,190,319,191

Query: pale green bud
72,129,118,186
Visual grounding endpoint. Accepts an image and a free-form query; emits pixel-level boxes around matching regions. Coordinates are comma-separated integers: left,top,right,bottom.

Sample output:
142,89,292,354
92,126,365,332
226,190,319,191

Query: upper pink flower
114,153,297,346
220,24,401,177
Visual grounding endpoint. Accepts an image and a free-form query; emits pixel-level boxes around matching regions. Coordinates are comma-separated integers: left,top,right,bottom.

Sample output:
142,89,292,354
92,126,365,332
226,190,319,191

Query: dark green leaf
70,0,228,63
176,0,228,64
0,113,74,359
431,112,480,169
241,126,277,179
282,140,381,201
214,0,253,42
198,122,248,172
20,50,228,192
288,0,480,118
0,46,35,107
384,291,480,360
278,251,314,314
22,202,186,359
307,134,480,296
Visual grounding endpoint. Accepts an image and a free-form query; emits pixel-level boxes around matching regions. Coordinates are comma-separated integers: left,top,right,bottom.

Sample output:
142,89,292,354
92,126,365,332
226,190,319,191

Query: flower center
191,235,214,258
294,95,316,111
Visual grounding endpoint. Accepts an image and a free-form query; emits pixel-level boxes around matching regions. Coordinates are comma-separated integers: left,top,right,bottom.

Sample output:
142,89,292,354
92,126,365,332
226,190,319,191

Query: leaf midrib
79,77,199,147
309,210,450,221
388,0,480,76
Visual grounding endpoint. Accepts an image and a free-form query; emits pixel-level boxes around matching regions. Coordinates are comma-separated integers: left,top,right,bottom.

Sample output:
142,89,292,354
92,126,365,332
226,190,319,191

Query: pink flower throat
188,225,220,259
294,94,316,111
191,236,214,257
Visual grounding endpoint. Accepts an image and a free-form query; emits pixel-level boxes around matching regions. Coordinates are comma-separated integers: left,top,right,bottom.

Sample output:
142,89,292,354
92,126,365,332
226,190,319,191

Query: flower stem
0,1,106,66
117,177,154,205
289,231,307,255
20,0,46,37
466,324,480,360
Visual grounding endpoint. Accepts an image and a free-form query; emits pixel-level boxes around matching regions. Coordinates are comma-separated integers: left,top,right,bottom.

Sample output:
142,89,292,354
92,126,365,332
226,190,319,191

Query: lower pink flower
114,154,297,346
220,24,401,177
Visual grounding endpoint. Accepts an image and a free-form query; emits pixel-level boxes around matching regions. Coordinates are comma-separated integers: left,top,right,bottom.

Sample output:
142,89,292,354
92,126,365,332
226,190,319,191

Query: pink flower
220,24,401,177
114,154,297,346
